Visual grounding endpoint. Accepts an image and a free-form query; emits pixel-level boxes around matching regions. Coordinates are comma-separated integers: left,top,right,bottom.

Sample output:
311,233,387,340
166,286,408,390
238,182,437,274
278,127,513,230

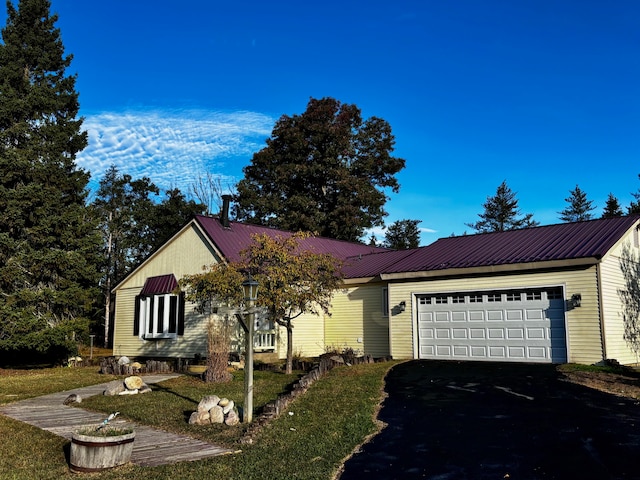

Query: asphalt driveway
338,360,640,480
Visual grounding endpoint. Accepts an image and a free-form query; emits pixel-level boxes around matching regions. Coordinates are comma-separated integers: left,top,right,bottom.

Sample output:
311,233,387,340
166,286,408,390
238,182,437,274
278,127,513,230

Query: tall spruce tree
558,185,596,222
0,0,99,362
234,97,405,242
466,181,538,233
602,193,623,218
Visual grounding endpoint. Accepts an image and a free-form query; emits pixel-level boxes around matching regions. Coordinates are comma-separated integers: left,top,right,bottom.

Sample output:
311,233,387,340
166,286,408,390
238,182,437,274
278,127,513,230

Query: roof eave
379,257,601,281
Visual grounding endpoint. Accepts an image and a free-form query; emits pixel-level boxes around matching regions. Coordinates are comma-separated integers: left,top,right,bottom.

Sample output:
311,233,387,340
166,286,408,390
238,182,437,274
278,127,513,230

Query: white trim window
135,293,184,340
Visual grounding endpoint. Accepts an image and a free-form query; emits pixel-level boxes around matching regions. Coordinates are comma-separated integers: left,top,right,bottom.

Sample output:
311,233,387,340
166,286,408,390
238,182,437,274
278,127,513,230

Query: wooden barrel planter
70,428,135,473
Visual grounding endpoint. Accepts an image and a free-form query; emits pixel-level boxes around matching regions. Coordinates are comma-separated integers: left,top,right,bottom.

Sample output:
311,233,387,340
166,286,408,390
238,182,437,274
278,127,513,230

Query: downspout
596,262,608,361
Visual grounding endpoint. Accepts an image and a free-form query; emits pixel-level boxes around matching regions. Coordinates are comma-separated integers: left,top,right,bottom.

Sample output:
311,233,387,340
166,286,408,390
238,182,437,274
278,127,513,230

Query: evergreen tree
628,174,640,215
0,0,100,362
602,193,623,218
466,181,538,233
384,219,421,249
234,97,405,242
558,185,596,222
93,166,205,346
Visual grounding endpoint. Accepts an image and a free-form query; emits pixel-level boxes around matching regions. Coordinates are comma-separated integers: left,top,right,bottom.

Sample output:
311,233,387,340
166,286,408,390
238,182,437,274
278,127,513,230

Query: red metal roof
194,215,389,264
378,216,640,275
140,274,178,295
193,215,639,280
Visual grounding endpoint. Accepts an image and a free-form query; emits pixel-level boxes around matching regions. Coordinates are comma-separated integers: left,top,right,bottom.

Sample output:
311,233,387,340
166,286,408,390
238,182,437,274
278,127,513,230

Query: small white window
487,293,501,302
435,296,448,304
452,295,465,304
506,292,521,302
469,294,483,303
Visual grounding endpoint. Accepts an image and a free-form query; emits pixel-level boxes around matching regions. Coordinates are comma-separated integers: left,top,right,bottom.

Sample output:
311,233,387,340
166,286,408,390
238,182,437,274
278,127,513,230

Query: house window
469,294,483,303
487,293,501,302
419,297,432,305
506,292,521,302
136,293,185,339
435,296,448,304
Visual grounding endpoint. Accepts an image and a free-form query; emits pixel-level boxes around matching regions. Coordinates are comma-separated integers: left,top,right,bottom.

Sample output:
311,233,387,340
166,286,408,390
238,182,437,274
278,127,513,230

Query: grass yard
0,361,397,480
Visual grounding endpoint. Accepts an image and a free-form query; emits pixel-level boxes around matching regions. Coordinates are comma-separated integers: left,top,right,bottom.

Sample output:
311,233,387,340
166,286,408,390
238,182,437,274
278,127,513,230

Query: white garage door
417,287,567,363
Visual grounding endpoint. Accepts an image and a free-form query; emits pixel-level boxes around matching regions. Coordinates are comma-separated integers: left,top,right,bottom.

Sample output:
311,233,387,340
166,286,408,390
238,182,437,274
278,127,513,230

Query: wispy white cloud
77,108,274,195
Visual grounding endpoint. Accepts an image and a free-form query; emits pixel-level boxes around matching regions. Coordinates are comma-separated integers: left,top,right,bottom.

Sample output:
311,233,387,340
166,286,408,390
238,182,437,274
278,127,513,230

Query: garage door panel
488,328,505,339
506,310,523,321
417,288,567,363
452,329,468,339
489,346,506,358
507,328,524,339
470,328,485,339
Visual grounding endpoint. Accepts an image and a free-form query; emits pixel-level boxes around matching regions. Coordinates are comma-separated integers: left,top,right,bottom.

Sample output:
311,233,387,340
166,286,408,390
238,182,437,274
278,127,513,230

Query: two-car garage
416,287,568,363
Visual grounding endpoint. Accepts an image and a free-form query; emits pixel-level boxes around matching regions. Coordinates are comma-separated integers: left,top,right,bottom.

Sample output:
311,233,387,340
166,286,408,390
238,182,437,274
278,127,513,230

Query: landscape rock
103,380,126,396
130,361,143,369
225,408,239,426
222,400,235,415
63,393,82,405
209,405,225,423
117,356,130,365
138,385,152,394
198,395,220,413
124,375,144,390
218,398,230,408
118,388,138,395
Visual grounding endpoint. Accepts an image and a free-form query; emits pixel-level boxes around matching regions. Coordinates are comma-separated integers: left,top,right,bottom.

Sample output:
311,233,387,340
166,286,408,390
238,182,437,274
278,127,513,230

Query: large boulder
209,405,224,424
124,376,144,390
198,395,220,413
103,380,126,396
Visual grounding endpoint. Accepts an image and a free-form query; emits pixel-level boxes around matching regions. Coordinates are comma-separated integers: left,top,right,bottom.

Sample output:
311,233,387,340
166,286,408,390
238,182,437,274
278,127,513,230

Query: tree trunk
286,323,293,374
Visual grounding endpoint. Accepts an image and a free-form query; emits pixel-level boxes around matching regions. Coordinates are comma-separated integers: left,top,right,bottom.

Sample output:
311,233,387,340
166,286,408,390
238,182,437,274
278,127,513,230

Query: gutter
379,257,600,281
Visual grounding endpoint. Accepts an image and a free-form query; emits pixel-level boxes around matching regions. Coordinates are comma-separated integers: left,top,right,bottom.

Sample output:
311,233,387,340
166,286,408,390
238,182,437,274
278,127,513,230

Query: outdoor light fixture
399,301,406,312
242,273,259,302
571,293,582,308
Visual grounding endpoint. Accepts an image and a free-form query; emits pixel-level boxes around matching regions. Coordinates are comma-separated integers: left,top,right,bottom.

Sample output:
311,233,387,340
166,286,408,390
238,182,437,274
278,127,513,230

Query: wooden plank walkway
0,374,234,467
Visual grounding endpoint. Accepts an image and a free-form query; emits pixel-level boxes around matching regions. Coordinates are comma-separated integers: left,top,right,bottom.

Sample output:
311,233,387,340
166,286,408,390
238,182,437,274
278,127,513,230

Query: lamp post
242,273,258,423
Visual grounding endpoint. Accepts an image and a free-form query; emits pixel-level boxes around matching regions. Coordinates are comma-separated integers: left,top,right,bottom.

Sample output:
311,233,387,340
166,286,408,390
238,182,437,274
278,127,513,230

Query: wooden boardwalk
0,374,234,467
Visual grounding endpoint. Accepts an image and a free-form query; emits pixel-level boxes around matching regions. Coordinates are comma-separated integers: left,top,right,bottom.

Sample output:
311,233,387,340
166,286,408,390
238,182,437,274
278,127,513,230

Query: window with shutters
135,293,184,339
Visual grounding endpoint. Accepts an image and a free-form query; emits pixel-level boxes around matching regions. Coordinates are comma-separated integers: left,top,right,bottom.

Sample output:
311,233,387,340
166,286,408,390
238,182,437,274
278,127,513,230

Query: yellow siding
326,285,390,357
113,223,219,359
600,238,640,364
388,267,603,364
276,312,325,359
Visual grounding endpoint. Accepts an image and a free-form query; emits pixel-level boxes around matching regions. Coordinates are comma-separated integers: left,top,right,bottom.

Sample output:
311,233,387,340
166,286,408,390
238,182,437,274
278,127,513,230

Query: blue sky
3,1,639,245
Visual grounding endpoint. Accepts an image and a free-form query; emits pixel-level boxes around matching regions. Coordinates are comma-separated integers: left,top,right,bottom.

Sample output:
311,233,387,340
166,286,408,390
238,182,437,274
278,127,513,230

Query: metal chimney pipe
220,194,231,228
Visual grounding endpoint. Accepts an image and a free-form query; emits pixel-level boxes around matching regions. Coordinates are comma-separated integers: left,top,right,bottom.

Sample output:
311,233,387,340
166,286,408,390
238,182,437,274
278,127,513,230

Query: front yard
0,361,396,479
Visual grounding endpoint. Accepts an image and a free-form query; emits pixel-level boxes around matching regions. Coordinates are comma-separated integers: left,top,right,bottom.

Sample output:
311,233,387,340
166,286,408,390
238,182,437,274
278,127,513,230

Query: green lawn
0,361,397,480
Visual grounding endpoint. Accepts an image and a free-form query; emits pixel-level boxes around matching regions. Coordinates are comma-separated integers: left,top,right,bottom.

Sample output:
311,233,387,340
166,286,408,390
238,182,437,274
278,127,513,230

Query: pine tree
558,185,596,222
466,181,538,233
602,193,623,218
0,0,100,362
384,219,421,249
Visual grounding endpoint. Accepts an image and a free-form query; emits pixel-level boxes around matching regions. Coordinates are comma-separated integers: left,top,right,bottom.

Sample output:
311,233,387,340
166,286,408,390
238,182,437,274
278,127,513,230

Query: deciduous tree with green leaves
384,219,421,249
234,97,406,242
180,232,344,375
466,181,538,233
558,185,595,222
0,0,100,362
